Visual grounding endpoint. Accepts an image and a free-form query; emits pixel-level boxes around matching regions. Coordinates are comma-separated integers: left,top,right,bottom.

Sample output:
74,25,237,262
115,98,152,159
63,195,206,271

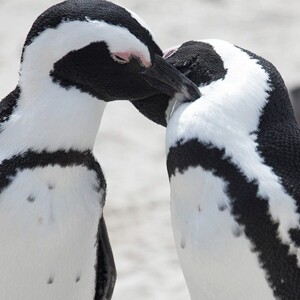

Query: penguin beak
142,54,201,102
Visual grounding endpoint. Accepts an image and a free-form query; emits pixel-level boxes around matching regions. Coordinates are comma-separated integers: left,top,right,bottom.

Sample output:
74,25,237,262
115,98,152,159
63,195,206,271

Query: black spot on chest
48,184,55,190
47,276,54,284
232,226,243,238
27,195,35,203
218,203,228,212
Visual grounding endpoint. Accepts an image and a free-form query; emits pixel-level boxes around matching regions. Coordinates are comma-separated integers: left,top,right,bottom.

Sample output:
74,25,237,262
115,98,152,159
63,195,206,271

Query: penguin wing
249,47,300,204
89,158,116,300
257,121,300,204
0,87,20,125
94,217,116,300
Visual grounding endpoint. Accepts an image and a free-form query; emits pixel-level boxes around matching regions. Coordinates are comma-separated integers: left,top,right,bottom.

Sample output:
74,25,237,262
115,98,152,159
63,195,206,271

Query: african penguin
133,39,300,299
0,1,200,299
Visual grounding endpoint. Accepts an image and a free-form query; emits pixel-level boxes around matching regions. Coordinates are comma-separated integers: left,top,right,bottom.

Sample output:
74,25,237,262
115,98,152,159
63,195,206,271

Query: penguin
0,1,200,299
132,39,300,299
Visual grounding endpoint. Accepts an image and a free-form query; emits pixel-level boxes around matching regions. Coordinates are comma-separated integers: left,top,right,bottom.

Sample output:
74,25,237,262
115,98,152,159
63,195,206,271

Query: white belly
170,167,275,300
0,165,102,300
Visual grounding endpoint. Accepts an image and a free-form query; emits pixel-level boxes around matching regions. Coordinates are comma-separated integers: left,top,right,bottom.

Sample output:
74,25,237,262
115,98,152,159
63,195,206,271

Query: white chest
170,167,275,300
0,165,102,300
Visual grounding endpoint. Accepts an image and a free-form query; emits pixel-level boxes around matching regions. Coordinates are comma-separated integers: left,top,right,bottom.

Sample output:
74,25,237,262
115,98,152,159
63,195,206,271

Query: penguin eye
111,53,130,64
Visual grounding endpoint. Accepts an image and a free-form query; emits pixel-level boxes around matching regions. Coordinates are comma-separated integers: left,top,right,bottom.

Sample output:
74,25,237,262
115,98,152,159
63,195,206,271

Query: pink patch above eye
112,52,131,63
111,51,151,67
163,46,179,59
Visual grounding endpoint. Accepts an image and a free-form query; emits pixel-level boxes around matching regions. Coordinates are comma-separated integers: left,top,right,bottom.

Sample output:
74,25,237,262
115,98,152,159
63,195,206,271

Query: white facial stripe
166,39,300,262
125,7,157,41
21,19,151,82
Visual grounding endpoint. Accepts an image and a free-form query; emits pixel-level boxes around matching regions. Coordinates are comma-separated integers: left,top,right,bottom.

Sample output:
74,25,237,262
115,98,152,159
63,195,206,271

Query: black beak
142,54,201,101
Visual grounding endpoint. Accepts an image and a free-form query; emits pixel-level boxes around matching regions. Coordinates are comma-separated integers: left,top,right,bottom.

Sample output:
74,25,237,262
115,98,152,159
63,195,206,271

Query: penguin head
163,40,228,88
132,40,227,126
133,40,226,127
133,39,293,127
20,0,200,102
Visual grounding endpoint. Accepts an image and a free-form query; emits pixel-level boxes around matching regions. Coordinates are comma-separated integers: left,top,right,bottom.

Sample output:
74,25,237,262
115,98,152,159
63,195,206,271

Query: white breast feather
0,166,101,300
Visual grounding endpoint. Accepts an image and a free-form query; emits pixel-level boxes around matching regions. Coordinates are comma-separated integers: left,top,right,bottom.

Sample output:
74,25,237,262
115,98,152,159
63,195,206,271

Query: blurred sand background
0,0,299,299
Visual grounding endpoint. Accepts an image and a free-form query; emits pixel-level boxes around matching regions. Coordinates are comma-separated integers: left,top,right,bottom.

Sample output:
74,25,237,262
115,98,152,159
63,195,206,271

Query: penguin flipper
94,216,116,300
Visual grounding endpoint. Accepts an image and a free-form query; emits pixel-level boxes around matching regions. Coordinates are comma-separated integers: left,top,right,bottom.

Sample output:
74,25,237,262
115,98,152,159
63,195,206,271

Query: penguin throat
0,82,106,156
166,93,188,122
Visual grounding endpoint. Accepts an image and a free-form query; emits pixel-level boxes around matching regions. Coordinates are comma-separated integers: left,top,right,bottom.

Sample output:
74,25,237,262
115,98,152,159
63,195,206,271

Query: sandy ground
0,0,299,299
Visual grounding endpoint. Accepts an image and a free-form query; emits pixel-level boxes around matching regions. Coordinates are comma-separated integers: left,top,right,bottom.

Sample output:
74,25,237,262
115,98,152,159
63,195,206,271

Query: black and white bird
133,39,300,299
0,1,199,299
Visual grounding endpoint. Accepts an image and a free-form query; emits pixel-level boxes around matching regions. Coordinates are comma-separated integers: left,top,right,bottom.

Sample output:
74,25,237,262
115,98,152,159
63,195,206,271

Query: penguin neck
167,48,272,150
0,77,106,161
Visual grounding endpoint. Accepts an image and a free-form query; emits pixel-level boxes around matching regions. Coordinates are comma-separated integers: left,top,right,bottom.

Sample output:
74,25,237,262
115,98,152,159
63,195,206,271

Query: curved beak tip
143,54,201,102
181,84,201,102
